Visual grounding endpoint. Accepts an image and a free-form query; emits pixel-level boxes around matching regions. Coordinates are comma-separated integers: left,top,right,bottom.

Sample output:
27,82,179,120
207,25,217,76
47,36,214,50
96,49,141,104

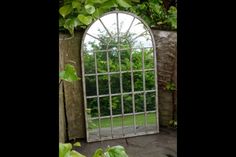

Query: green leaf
116,0,132,8
59,17,65,27
63,18,75,35
70,150,86,157
104,152,110,157
78,14,93,25
149,3,162,15
59,5,73,18
86,0,109,4
85,4,96,14
60,64,79,82
72,1,81,10
92,148,104,157
73,142,81,147
131,0,140,2
101,0,118,9
107,145,128,157
166,6,177,29
59,143,73,157
93,7,106,19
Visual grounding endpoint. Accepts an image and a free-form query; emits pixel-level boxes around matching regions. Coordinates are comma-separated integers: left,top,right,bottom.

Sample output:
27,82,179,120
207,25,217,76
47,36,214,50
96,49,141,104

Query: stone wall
152,29,177,126
59,32,85,142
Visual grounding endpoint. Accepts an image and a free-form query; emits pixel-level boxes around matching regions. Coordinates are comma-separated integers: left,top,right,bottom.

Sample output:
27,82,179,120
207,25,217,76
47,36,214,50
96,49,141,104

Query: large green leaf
59,17,65,27
86,0,109,4
73,142,81,147
60,64,79,82
116,0,131,8
93,7,106,19
92,148,104,157
107,145,128,157
59,5,73,18
59,143,73,157
63,18,75,35
70,150,86,157
78,14,93,25
101,0,118,9
72,1,81,10
85,4,96,14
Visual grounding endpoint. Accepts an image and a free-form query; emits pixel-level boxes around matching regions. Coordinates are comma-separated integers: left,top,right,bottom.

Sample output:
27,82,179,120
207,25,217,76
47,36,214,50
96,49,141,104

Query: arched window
81,11,159,142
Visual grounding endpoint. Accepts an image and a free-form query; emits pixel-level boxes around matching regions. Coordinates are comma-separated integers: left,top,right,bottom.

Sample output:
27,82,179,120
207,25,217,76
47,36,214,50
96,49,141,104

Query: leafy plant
59,142,85,157
165,6,177,29
128,0,177,30
59,0,177,35
168,120,177,129
165,81,176,92
60,64,80,83
59,0,132,35
92,145,128,157
59,142,129,157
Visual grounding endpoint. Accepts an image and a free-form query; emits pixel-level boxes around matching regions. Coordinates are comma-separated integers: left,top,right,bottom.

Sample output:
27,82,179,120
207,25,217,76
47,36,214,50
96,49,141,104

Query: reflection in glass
82,11,158,142
145,71,155,90
85,76,96,96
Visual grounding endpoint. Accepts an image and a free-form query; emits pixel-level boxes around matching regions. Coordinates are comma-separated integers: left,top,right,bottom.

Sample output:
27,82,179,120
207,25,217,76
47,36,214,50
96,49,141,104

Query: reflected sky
84,12,153,51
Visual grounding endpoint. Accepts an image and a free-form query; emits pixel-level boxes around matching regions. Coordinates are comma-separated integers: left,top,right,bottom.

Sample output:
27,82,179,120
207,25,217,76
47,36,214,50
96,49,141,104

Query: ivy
59,0,177,35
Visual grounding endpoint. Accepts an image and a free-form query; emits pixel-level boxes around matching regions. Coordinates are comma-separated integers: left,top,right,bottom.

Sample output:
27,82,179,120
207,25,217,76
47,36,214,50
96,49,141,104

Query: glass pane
133,32,153,48
122,73,131,93
146,112,157,132
111,74,120,94
98,75,109,95
146,92,156,111
135,93,144,112
83,35,102,52
100,118,112,139
134,72,143,91
112,95,121,115
128,18,148,41
123,94,133,114
100,97,110,116
144,48,154,69
87,98,98,118
121,50,131,71
87,20,108,39
84,51,95,74
87,98,99,141
100,13,117,39
97,51,108,73
85,76,96,96
109,49,120,72
132,49,142,70
145,71,155,90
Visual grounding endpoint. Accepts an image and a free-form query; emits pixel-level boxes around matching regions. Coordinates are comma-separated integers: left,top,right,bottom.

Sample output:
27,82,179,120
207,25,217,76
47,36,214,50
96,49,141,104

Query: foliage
59,0,132,35
59,0,177,35
168,120,177,129
59,142,129,157
92,145,128,157
60,64,80,83
128,0,177,29
165,81,176,92
59,142,85,157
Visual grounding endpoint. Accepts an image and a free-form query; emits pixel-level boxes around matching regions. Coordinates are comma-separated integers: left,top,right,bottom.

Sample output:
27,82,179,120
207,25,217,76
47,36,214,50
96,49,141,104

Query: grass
88,112,157,129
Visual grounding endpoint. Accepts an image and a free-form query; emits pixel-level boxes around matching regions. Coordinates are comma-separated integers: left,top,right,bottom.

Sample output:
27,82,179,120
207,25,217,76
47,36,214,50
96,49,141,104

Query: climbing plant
59,0,177,35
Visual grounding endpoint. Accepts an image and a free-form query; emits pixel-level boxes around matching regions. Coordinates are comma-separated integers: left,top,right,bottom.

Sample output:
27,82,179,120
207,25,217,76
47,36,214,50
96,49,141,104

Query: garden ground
75,127,177,157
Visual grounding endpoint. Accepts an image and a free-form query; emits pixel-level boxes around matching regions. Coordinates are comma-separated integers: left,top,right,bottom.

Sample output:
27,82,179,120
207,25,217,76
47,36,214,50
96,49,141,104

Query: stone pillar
59,31,86,140
151,29,177,126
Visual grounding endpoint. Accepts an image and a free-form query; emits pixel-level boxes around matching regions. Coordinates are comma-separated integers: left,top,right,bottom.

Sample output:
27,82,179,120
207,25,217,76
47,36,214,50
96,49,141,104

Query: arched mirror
81,11,159,142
